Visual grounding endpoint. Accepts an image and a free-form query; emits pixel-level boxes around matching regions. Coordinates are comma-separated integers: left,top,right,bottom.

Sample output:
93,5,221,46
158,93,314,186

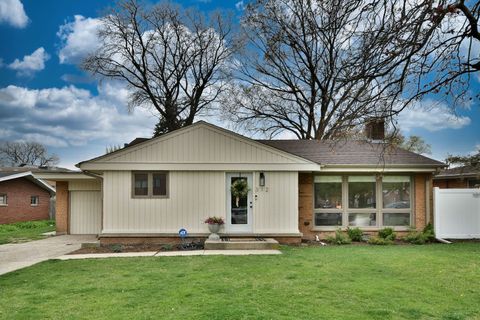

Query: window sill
0,204,7,207
31,205,38,207
132,196,169,199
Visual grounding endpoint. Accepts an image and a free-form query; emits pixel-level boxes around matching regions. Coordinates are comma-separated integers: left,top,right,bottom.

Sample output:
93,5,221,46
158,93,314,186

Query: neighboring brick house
0,170,56,224
433,166,480,189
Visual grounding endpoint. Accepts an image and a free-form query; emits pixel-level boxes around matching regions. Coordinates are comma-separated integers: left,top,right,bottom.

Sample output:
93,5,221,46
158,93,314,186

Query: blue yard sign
178,228,188,238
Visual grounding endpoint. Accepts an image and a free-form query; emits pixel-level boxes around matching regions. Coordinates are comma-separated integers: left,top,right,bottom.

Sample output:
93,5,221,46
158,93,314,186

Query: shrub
161,244,173,251
378,228,396,241
405,224,436,245
368,236,394,245
404,231,428,245
423,223,436,242
325,229,352,245
110,244,123,253
347,227,363,242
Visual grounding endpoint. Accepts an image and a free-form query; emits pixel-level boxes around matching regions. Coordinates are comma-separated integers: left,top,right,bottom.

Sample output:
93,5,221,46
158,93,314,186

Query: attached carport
33,172,102,235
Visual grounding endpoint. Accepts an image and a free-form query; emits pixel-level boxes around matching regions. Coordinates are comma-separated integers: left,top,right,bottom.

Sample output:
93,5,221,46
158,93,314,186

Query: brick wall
298,173,314,240
433,179,468,188
298,172,430,240
0,178,51,224
414,173,428,230
55,181,69,234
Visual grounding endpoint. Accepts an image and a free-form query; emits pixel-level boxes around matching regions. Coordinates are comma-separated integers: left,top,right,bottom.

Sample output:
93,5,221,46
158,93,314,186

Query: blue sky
0,0,478,169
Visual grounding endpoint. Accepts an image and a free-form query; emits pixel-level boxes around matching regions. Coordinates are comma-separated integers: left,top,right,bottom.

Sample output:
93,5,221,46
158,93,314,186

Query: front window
314,176,342,209
382,176,410,209
134,173,148,196
132,172,168,198
152,173,167,196
313,175,412,228
0,194,7,206
314,176,343,227
382,176,411,226
31,196,39,206
348,176,376,208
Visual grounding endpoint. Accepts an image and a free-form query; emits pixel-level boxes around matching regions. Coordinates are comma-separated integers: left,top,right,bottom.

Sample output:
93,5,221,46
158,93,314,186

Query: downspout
436,237,452,244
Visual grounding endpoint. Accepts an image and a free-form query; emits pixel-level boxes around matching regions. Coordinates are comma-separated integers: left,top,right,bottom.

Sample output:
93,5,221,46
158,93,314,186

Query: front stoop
204,238,279,250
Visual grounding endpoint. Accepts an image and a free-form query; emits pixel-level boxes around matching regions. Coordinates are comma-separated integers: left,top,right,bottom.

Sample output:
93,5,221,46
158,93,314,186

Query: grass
0,244,479,319
0,220,55,244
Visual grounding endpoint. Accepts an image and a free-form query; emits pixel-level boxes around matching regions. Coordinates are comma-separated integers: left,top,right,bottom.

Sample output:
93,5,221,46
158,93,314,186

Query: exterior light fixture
259,172,265,187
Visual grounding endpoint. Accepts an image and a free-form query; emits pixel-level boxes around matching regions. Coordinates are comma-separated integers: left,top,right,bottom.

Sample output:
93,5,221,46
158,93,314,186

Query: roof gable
79,122,317,170
0,171,56,194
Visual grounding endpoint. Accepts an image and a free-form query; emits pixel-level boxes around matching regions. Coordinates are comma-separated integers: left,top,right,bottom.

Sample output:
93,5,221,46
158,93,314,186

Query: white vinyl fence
434,187,480,239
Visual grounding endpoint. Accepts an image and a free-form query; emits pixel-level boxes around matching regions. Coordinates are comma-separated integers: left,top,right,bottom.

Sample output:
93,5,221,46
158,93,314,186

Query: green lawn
0,220,55,244
1,244,479,319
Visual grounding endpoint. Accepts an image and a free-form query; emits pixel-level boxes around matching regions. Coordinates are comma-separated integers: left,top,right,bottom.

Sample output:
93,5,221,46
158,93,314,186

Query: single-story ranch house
36,121,445,244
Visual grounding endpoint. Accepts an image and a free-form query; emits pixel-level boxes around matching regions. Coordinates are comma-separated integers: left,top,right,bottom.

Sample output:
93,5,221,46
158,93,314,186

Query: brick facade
433,179,468,189
55,181,69,234
298,172,431,240
0,178,51,224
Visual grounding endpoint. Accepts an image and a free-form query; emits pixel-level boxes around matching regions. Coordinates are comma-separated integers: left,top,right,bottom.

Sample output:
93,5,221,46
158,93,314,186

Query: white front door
226,172,253,233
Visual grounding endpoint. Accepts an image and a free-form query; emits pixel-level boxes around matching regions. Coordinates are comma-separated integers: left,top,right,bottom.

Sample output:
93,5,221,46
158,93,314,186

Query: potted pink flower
204,216,224,240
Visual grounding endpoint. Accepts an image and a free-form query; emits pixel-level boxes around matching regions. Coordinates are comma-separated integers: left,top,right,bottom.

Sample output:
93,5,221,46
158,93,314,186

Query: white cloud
8,47,50,77
0,83,157,148
235,1,245,10
57,15,102,64
0,0,28,28
398,99,471,132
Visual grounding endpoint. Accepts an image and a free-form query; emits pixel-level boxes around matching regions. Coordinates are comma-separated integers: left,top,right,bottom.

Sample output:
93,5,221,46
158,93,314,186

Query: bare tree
0,142,59,167
226,0,479,139
83,0,237,136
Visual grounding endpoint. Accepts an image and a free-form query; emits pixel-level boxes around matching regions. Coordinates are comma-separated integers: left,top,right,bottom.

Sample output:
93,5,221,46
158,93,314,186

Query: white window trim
312,175,414,231
30,195,39,207
0,194,7,206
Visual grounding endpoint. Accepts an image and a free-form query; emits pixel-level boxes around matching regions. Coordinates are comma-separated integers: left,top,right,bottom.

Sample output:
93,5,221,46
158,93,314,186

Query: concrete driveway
0,235,96,276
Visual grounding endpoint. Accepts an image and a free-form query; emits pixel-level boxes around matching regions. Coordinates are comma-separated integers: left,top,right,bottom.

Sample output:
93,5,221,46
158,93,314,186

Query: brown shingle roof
434,165,480,179
257,140,445,167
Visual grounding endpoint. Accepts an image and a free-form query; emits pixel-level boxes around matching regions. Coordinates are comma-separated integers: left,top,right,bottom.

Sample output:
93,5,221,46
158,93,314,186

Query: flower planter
207,223,222,240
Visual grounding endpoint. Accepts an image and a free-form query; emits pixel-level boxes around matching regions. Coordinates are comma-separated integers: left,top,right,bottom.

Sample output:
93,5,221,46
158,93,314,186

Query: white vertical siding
70,191,102,234
102,170,299,235
253,172,299,233
103,171,226,233
99,125,305,165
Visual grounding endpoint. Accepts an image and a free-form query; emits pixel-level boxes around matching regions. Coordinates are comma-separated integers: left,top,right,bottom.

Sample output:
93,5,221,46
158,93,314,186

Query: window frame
312,174,414,231
380,176,413,227
30,195,39,206
0,194,7,206
131,171,169,199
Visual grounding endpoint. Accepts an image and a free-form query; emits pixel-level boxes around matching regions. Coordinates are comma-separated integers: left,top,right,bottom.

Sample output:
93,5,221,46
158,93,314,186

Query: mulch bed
69,242,204,255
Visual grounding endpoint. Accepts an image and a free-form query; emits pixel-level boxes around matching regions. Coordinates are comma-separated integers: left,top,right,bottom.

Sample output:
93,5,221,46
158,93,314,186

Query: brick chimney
365,118,385,141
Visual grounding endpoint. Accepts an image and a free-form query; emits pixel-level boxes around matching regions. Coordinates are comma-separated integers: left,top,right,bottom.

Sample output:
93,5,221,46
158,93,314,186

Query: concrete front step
204,238,279,250
81,241,101,249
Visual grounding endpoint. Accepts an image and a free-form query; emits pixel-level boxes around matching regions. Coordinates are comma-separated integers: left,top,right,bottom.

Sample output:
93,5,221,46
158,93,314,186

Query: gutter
83,170,103,180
